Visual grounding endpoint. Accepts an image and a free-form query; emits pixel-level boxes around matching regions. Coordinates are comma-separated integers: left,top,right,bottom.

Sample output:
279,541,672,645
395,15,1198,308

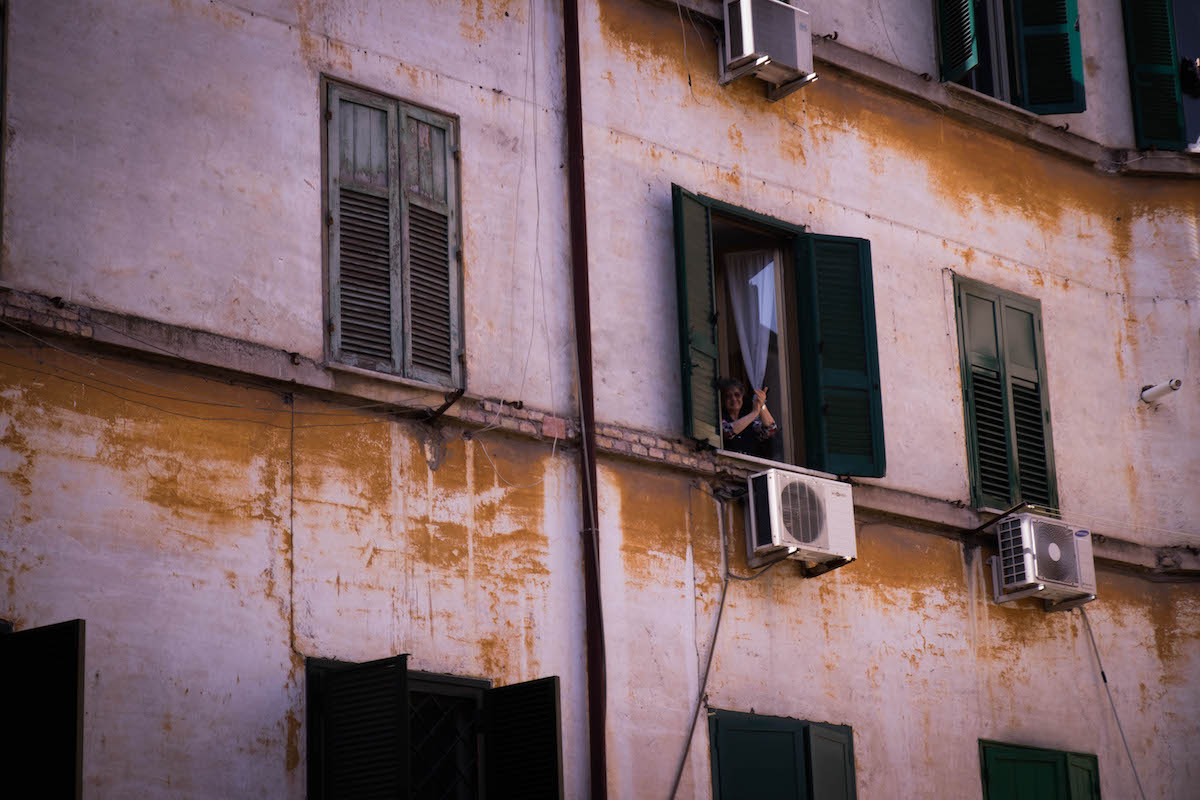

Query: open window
673,185,885,477
937,0,1086,114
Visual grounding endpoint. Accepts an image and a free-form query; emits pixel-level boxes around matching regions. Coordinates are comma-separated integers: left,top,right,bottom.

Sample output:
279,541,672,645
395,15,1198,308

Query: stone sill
649,0,1200,178
2,285,1196,579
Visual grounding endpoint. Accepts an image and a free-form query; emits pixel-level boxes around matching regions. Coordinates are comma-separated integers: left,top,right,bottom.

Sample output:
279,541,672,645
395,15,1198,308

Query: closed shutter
1066,753,1101,800
798,235,885,477
328,84,402,373
484,676,564,799
1014,0,1086,113
955,279,1057,511
400,104,461,386
980,742,1070,800
1122,0,1185,150
937,0,979,82
307,655,410,800
0,619,85,800
672,185,721,448
806,723,856,800
709,710,808,800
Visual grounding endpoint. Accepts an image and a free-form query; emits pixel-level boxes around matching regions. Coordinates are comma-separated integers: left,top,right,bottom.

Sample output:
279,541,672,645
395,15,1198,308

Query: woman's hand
753,387,768,413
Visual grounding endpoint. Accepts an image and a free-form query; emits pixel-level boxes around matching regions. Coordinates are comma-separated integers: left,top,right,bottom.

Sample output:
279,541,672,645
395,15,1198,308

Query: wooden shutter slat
484,676,564,799
1122,0,1185,149
938,0,979,82
799,234,885,477
672,185,721,448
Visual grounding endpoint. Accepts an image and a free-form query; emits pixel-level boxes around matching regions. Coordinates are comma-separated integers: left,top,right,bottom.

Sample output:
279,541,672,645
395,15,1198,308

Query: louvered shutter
1066,753,1101,800
805,723,857,800
400,105,461,386
797,235,885,477
937,0,979,82
308,655,410,800
328,85,402,373
672,185,721,448
1014,0,1086,114
1122,0,1185,150
1001,296,1056,509
708,710,808,800
957,282,1013,508
484,676,564,799
0,619,85,800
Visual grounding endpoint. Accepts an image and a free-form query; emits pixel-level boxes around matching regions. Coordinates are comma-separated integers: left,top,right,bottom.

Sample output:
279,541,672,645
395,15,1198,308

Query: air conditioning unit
746,468,856,567
989,513,1097,610
721,0,817,101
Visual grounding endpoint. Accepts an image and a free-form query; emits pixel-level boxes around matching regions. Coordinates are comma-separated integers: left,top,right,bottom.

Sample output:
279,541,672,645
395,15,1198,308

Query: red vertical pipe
561,0,607,795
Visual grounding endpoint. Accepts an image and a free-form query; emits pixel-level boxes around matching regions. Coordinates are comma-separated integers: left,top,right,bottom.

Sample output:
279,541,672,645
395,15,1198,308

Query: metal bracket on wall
1044,594,1096,613
717,53,771,86
798,556,853,579
767,72,818,102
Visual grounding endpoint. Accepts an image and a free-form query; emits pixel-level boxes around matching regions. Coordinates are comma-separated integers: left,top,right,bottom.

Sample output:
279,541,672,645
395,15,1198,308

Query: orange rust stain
458,0,524,45
224,571,238,590
478,632,508,679
0,417,33,497
842,523,962,598
727,124,745,153
610,460,689,568
285,710,301,772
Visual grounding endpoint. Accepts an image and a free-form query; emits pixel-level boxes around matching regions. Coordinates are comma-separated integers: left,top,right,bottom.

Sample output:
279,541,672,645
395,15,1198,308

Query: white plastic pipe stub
1140,379,1182,403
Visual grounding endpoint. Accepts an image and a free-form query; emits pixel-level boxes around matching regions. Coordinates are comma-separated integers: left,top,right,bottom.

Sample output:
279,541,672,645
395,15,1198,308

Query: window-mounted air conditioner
746,469,856,568
989,513,1097,611
721,0,817,101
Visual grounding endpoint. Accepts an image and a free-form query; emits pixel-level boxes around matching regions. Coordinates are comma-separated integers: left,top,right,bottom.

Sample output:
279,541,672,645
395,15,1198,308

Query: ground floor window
980,740,1101,799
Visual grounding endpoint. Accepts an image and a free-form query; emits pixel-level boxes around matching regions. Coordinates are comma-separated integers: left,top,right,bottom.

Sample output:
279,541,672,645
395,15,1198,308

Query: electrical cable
1078,607,1147,800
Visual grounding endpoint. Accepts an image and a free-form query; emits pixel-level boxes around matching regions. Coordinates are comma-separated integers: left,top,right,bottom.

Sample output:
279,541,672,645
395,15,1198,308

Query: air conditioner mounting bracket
767,72,818,102
718,53,772,86
1043,594,1096,613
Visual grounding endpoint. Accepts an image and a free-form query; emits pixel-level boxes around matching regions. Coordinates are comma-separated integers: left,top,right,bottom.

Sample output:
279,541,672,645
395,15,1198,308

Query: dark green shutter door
310,655,410,800
400,105,461,386
672,185,721,448
1014,0,1086,113
797,235,885,477
0,619,85,800
981,743,1069,800
957,281,1013,508
484,677,564,799
1122,0,1185,149
806,723,856,800
1001,298,1056,509
1066,753,1101,800
709,710,808,800
938,0,979,82
328,85,402,373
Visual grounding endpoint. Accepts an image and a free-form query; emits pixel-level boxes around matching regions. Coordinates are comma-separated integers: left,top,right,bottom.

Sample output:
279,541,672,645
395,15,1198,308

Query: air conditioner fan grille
779,480,825,545
1034,520,1078,585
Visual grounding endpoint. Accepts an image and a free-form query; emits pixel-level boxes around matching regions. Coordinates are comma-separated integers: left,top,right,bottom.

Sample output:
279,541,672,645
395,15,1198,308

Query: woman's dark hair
716,377,746,396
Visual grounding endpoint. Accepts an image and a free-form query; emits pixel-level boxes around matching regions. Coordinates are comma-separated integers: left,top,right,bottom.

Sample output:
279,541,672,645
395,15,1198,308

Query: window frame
954,276,1058,511
320,76,466,390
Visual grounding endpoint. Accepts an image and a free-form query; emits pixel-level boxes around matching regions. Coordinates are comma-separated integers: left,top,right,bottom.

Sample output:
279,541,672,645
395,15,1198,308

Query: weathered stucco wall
586,0,1200,546
4,342,1197,798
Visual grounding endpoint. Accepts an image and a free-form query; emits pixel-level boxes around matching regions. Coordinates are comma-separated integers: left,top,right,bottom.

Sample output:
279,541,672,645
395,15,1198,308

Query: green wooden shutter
981,742,1070,800
797,235,885,477
307,655,410,800
484,677,564,799
1001,296,1056,508
328,84,402,373
0,620,85,800
400,104,462,386
938,0,979,82
1122,0,1185,150
672,185,721,448
1066,753,1101,799
709,710,808,800
806,723,856,800
1014,0,1086,113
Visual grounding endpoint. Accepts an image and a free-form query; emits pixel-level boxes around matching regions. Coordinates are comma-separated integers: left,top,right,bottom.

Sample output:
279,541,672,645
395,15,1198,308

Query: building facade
1,0,1198,797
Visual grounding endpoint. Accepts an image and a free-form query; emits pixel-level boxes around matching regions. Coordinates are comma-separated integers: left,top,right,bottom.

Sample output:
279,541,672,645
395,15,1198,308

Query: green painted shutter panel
798,235,885,477
957,281,1014,508
938,0,979,82
1014,0,1086,113
308,655,410,800
709,710,808,800
484,677,564,799
1002,300,1055,508
672,185,721,448
981,743,1069,800
1066,753,1101,800
400,104,461,386
806,723,856,800
328,85,402,373
1122,0,1185,149
0,620,85,800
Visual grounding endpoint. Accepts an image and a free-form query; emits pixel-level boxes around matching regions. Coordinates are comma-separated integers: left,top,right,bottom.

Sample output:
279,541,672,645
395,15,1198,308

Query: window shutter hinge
457,350,466,363
328,321,336,334
451,146,460,161
455,248,463,263
325,110,333,121
327,214,334,226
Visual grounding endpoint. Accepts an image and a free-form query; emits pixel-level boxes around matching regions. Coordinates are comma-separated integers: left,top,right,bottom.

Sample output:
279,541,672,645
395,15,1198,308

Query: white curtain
724,250,776,390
